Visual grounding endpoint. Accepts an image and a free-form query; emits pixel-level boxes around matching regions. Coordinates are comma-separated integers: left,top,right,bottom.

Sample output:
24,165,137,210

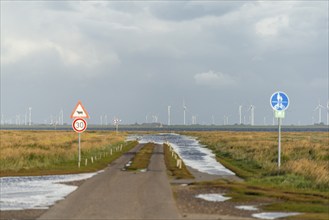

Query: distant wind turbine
104,114,108,126
248,105,255,126
314,102,325,124
238,105,242,125
263,116,267,125
168,106,171,126
29,107,32,126
327,101,329,126
191,115,197,125
59,109,64,125
113,117,121,133
223,115,230,125
183,100,187,125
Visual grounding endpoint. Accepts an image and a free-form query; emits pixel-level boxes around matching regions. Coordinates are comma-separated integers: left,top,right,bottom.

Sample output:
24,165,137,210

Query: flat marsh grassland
0,130,135,176
184,131,329,220
186,131,328,189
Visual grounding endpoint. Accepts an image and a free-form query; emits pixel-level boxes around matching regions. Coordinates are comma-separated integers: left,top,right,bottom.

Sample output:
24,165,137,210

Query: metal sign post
72,116,88,168
70,101,90,167
78,133,81,167
271,92,289,170
277,116,282,169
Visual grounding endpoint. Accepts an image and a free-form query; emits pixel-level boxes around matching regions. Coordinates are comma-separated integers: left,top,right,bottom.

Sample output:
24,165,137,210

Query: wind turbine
223,115,230,125
248,105,255,126
59,109,64,125
263,116,267,125
113,117,121,133
29,107,32,126
168,105,171,126
104,114,108,126
327,101,329,126
238,105,242,125
192,115,197,125
314,102,325,124
183,100,187,125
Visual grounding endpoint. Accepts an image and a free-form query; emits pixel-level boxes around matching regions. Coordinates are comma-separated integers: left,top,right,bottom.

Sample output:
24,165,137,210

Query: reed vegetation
186,131,328,219
0,130,131,176
185,131,328,190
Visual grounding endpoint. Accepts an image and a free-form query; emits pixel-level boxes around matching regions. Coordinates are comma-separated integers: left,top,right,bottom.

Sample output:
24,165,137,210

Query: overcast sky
1,1,328,125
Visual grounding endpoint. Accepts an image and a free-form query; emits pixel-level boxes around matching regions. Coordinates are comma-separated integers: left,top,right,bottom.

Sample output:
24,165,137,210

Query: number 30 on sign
72,118,87,133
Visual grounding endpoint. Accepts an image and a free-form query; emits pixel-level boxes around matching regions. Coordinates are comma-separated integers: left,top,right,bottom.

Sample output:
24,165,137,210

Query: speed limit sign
72,118,87,133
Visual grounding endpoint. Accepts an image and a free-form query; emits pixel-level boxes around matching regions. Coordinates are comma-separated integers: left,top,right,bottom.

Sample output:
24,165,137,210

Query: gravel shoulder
0,209,46,220
174,184,259,220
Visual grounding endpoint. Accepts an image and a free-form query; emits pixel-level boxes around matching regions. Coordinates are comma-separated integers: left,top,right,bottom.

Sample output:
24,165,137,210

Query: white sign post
71,101,90,168
270,91,289,170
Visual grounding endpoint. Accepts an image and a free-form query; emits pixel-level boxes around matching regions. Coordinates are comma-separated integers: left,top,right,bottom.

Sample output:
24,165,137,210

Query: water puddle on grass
235,205,259,211
195,193,231,202
127,133,235,176
252,212,300,219
0,172,100,210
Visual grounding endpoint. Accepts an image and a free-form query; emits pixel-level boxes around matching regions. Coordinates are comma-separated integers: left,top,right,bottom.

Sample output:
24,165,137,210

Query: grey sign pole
278,117,281,169
271,91,289,171
78,133,81,168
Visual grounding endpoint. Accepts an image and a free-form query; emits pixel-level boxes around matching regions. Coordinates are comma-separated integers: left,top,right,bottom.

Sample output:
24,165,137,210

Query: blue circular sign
270,91,289,111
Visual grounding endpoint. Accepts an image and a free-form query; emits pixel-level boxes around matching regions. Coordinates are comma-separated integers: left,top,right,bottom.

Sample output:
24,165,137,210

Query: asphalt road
39,144,180,219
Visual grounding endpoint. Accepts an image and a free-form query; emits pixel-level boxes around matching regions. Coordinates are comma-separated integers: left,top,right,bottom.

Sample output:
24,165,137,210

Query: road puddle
235,205,259,211
195,193,231,202
0,172,100,210
252,212,300,219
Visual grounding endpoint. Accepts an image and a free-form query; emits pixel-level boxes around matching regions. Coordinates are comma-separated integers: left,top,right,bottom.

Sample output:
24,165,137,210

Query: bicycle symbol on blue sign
270,91,289,111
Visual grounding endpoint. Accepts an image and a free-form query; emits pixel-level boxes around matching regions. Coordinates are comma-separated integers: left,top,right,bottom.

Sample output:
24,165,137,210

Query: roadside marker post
71,101,89,168
270,91,289,170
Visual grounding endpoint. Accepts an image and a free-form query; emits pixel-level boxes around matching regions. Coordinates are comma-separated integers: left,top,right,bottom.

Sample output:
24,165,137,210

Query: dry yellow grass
0,130,127,171
185,131,329,187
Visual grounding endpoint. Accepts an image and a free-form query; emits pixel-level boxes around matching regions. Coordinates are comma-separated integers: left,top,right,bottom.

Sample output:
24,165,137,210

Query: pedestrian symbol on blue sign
270,91,289,111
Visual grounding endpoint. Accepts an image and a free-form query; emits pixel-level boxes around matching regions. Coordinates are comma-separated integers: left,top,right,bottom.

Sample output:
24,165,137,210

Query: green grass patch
194,179,329,220
215,151,257,179
163,143,194,179
127,142,155,170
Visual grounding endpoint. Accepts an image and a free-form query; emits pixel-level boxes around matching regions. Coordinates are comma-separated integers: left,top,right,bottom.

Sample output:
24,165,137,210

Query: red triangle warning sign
70,101,90,119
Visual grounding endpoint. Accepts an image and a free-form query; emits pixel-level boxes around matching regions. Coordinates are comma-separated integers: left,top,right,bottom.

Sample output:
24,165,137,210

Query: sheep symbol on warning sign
70,101,90,119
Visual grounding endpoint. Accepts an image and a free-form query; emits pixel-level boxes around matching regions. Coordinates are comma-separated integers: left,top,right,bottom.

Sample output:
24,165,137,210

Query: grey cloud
41,1,76,11
1,1,328,125
148,1,245,21
194,70,238,88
